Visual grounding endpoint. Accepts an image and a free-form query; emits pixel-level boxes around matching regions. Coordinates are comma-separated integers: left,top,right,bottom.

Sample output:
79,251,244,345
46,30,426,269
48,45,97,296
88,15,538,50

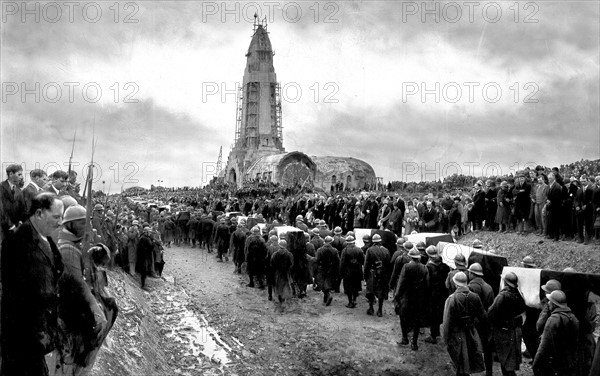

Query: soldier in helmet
214,218,231,262
364,234,391,317
270,239,294,311
416,241,427,264
315,236,340,306
488,272,526,376
295,214,308,232
245,226,267,288
467,263,495,376
424,246,450,344
394,248,429,351
533,290,579,376
339,236,364,308
361,234,372,254
445,253,468,293
442,272,486,376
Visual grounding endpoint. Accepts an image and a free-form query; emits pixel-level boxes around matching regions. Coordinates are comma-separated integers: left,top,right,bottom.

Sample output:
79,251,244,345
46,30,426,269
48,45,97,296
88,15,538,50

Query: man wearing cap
532,290,579,376
331,226,345,254
339,236,364,308
310,227,324,251
467,263,495,376
364,234,391,317
215,218,231,262
245,227,267,288
394,248,429,351
487,272,526,376
445,254,468,293
270,240,294,310
315,236,340,306
424,246,450,344
442,272,486,376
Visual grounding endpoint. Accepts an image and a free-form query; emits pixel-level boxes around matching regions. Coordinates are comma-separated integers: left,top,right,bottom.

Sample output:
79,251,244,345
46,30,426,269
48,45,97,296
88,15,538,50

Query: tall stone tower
224,16,284,186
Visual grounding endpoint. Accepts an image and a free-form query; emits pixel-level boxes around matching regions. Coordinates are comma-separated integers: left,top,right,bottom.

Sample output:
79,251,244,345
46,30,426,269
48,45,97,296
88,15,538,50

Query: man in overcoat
1,192,64,376
315,236,340,306
339,236,364,308
364,234,391,317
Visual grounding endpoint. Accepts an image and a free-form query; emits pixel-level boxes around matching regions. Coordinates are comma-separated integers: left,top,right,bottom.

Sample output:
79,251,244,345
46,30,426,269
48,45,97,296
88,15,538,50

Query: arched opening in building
346,175,352,189
331,175,337,185
228,168,237,184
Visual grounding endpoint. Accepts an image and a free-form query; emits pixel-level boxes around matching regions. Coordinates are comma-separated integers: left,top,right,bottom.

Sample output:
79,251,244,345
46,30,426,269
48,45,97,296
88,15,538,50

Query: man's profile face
34,174,48,188
36,200,64,236
53,177,67,190
9,170,24,185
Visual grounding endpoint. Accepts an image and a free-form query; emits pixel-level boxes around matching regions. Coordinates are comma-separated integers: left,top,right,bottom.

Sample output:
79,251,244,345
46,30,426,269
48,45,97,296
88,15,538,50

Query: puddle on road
153,282,232,368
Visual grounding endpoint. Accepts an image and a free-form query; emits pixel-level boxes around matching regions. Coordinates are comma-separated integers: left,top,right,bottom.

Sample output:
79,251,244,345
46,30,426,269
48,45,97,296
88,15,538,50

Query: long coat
487,286,526,372
442,286,486,374
265,242,279,286
0,180,27,237
245,234,267,276
532,306,579,376
214,224,231,254
230,228,247,265
426,259,450,328
339,244,364,294
315,243,340,291
271,247,294,300
394,260,429,327
364,244,391,300
1,220,64,375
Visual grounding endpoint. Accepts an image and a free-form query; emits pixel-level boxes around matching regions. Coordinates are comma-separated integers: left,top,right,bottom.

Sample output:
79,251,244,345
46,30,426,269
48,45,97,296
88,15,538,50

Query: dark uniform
394,257,429,350
468,274,495,375
229,226,247,273
425,258,450,342
488,284,526,376
364,242,391,316
245,233,267,288
339,242,364,308
315,241,340,305
442,285,486,376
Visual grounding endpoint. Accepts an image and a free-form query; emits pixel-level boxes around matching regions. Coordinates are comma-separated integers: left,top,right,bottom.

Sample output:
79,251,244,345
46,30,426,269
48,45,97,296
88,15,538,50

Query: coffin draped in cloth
275,226,303,238
436,242,508,296
501,267,600,317
405,232,454,247
353,229,397,252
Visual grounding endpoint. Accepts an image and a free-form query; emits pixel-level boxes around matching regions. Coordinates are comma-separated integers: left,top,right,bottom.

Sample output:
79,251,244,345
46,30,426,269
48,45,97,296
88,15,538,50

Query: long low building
242,151,376,191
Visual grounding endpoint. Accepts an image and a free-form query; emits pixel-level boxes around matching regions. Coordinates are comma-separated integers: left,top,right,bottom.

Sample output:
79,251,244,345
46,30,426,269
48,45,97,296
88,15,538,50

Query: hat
312,228,320,235
403,241,414,250
106,210,115,217
425,245,437,257
269,229,277,236
269,235,278,242
362,234,371,241
63,205,87,223
541,279,562,294
324,236,333,243
548,290,568,308
60,196,78,210
468,263,484,276
503,272,518,288
454,254,466,267
345,236,355,244
372,234,382,243
563,267,577,273
278,239,287,247
346,231,354,237
132,220,139,226
319,220,327,226
472,239,483,249
251,226,260,234
334,226,342,235
453,272,468,287
416,241,426,250
521,256,537,268
408,248,421,259
396,238,404,245
94,203,104,211
296,215,304,222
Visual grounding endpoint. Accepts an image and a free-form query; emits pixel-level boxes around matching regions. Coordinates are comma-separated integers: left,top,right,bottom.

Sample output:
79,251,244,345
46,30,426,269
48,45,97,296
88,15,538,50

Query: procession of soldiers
1,162,600,376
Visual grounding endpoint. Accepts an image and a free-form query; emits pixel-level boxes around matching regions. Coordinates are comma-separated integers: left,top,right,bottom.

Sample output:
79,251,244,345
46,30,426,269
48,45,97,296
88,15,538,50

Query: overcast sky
1,1,599,189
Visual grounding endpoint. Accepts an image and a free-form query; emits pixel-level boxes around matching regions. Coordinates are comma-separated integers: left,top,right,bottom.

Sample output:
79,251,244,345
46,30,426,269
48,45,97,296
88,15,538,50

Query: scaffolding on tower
234,86,243,146
216,146,223,176
275,82,283,145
